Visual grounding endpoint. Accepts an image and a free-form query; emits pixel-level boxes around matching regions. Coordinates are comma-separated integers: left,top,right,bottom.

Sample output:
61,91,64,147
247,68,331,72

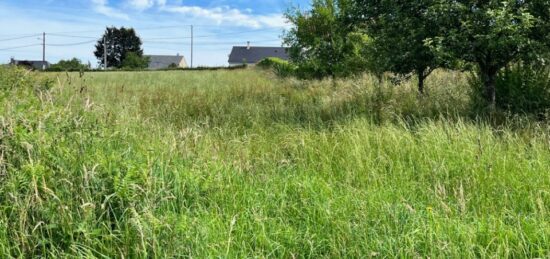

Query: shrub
121,52,150,70
257,57,297,77
47,58,90,72
0,66,31,91
470,64,550,117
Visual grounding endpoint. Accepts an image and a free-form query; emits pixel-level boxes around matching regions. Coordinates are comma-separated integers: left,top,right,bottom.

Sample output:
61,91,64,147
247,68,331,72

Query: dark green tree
94,27,144,69
351,0,445,94
523,0,550,65
429,0,547,107
284,0,369,79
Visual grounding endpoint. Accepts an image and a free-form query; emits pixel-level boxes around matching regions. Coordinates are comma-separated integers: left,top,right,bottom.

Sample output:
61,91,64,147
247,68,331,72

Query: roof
228,46,289,64
145,55,186,69
11,59,50,70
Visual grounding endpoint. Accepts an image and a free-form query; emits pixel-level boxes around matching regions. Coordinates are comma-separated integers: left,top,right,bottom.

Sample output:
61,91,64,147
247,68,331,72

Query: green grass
1,67,549,257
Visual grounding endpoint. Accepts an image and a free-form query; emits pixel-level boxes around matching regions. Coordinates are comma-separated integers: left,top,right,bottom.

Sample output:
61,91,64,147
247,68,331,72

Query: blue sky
0,0,310,67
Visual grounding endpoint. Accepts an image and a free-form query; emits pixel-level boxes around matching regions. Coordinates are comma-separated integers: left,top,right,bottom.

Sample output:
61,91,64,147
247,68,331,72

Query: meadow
1,67,549,257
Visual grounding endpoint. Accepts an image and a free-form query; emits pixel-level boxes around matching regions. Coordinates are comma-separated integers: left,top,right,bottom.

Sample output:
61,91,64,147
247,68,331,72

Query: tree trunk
417,68,430,95
481,69,497,109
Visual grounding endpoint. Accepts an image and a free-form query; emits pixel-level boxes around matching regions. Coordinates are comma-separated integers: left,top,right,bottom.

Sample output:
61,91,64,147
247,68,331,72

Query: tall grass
1,67,549,257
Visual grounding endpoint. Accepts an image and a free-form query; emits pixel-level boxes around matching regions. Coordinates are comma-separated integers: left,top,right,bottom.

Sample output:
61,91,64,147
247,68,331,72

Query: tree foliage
257,57,298,77
470,64,550,116
285,0,549,109
284,0,369,79
94,27,144,69
352,0,446,94
48,58,90,71
428,0,548,106
121,52,150,69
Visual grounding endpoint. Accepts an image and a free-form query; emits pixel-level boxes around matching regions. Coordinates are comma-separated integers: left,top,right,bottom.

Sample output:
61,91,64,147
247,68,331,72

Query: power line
145,46,185,52
48,33,97,39
46,29,104,34
0,25,287,64
43,26,179,35
0,44,42,51
143,38,281,45
42,33,46,70
41,27,283,42
0,34,42,42
4,25,288,38
145,27,283,40
46,40,97,47
50,25,185,34
194,25,287,28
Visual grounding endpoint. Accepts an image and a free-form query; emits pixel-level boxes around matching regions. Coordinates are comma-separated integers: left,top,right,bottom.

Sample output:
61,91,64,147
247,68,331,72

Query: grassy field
1,67,549,257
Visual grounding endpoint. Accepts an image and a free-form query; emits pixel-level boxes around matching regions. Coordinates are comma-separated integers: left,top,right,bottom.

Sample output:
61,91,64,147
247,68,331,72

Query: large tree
284,0,369,79
351,0,445,94
94,27,144,69
429,0,547,107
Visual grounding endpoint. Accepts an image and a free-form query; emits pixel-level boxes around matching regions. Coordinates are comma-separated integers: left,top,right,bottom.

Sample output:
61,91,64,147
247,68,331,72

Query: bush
121,52,150,69
470,64,550,117
47,58,90,72
257,57,297,77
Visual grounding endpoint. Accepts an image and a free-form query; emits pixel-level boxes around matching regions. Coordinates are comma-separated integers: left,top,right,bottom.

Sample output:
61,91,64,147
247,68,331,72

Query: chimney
177,53,180,57
247,41,251,50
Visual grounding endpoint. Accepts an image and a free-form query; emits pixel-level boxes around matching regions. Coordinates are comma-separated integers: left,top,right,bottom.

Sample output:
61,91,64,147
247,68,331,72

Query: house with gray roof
145,54,188,70
228,43,289,66
10,58,50,70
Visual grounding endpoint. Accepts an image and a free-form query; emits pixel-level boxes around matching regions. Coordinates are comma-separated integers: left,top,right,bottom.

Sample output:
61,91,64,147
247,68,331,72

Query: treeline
281,0,550,111
44,60,247,72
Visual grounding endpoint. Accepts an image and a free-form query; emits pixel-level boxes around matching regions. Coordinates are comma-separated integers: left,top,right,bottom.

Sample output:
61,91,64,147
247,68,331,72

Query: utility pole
190,25,194,69
42,32,46,70
103,36,107,70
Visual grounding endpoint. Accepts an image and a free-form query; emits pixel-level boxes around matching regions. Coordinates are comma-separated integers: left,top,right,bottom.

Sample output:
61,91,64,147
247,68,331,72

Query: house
145,54,188,70
10,58,50,70
228,42,289,66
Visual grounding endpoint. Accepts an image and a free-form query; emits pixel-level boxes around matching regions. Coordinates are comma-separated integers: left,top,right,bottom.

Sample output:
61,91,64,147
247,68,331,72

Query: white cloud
160,5,287,28
91,0,129,20
125,0,167,10
156,0,167,7
91,0,287,28
126,0,154,10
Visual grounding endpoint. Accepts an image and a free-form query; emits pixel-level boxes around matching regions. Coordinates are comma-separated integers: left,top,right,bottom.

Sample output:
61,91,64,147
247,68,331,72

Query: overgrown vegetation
121,52,150,70
1,66,549,257
257,57,296,77
47,58,91,72
283,0,550,108
470,64,550,117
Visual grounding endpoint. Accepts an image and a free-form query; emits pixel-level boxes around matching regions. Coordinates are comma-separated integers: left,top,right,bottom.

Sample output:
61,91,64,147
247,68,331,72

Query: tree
351,0,445,94
284,0,369,79
94,27,144,69
429,0,544,107
48,58,89,71
121,52,150,69
523,0,550,65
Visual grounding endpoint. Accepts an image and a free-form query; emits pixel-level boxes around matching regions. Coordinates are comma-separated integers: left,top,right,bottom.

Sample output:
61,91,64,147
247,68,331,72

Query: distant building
228,42,289,66
10,58,50,70
145,54,188,70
